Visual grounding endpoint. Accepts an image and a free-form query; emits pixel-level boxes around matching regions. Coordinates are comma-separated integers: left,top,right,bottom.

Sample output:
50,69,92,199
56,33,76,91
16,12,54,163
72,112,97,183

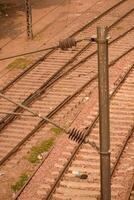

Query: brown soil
0,1,100,199
0,0,98,72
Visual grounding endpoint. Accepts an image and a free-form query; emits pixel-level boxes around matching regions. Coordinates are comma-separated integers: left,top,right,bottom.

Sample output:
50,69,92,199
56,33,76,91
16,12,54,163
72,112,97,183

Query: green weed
7,58,31,69
51,127,62,136
27,138,54,164
11,173,29,192
116,26,123,30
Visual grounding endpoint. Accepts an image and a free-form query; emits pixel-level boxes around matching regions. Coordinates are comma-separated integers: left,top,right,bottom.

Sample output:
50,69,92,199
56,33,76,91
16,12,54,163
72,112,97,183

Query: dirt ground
0,0,98,72
1,0,134,199
0,1,101,200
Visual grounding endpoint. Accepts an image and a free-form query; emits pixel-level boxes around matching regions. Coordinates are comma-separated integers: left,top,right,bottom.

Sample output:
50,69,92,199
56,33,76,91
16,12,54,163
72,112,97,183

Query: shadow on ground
0,2,25,41
32,0,68,8
0,0,69,43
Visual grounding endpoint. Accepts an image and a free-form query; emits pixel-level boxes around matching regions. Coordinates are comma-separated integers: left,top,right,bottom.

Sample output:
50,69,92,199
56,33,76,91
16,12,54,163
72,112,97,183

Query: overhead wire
65,0,71,28
0,37,92,61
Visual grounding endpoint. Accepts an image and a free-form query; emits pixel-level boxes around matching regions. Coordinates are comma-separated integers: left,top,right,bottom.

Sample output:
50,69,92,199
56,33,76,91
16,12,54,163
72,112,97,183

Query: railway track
39,63,134,200
0,1,133,124
0,0,116,89
0,0,132,93
14,63,134,200
130,185,134,200
0,1,134,198
0,0,134,166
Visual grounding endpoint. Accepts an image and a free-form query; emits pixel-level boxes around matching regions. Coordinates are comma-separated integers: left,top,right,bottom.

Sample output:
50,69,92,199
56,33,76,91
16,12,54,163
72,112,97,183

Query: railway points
0,0,133,199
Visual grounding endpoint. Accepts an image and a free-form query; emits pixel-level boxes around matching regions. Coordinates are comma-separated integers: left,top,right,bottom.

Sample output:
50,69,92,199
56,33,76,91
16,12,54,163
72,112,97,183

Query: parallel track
0,0,132,93
0,1,133,127
0,0,134,167
0,4,133,126
0,0,128,88
43,64,134,200
0,1,133,199
129,184,134,200
14,63,134,200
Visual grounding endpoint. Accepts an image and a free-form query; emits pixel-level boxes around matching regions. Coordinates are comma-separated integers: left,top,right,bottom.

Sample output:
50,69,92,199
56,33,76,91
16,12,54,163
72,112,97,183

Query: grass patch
116,26,123,30
7,58,31,69
11,173,29,193
51,127,62,136
27,138,54,164
33,34,42,41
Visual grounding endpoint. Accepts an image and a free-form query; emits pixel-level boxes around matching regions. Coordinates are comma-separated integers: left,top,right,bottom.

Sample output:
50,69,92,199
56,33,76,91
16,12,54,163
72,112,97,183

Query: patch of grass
7,58,31,69
11,173,29,193
116,26,123,30
33,34,42,41
51,127,62,136
27,138,54,164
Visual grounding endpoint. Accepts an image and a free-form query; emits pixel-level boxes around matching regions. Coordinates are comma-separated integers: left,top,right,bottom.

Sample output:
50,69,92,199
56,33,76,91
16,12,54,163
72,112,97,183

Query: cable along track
0,0,129,91
0,6,134,126
0,1,132,198
0,0,133,121
0,8,134,165
43,63,134,200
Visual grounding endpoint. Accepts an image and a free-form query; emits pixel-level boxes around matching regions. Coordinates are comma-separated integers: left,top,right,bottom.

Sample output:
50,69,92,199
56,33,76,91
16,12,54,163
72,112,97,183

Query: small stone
83,97,89,102
0,172,5,176
80,174,88,179
37,154,43,160
72,170,81,177
12,193,16,198
127,167,134,171
41,152,48,158
72,171,88,179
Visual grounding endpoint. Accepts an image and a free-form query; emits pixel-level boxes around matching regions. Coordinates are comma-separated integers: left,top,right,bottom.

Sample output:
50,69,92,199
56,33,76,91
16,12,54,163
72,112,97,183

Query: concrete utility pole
25,0,33,39
97,26,111,200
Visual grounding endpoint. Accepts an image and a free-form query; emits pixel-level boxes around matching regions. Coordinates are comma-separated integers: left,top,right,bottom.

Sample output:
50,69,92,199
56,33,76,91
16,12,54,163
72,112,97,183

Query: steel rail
0,96,69,166
1,1,132,61
29,9,134,94
0,48,57,92
0,0,128,93
0,48,133,167
96,124,134,200
0,93,68,133
70,0,128,37
14,95,134,200
0,21,133,132
0,0,64,50
0,0,132,197
111,125,134,176
109,126,134,200
13,64,134,200
126,175,134,200
0,64,99,166
0,0,132,170
44,63,134,200
14,145,55,200
0,39,133,165
7,31,134,200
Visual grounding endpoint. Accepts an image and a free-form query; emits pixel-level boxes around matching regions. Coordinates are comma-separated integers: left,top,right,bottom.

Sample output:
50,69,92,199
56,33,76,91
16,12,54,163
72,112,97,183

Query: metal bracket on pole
97,26,111,200
91,35,111,43
25,0,33,39
84,138,100,152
